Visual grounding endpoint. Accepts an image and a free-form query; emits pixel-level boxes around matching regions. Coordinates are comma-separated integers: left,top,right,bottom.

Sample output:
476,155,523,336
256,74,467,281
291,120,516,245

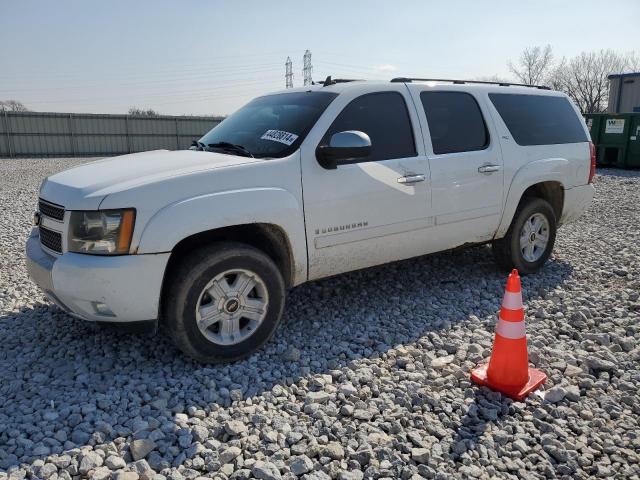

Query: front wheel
163,243,286,362
492,197,557,274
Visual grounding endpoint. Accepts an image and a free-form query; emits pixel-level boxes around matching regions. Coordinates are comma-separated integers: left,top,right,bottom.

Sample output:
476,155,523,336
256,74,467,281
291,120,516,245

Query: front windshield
199,91,338,158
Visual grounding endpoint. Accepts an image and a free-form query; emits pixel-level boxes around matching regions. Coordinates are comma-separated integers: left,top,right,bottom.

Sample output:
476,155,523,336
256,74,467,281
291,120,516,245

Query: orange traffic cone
470,269,547,401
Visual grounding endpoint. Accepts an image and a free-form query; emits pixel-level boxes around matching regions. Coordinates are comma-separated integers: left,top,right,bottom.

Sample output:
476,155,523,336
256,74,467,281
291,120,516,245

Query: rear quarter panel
483,91,591,237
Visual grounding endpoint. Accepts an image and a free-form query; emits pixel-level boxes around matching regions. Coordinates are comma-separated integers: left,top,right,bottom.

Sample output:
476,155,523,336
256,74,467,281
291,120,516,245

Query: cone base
470,362,547,401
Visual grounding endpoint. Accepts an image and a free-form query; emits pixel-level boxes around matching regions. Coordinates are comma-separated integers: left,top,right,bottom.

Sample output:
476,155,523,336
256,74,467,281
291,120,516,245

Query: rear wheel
163,242,285,362
492,197,557,274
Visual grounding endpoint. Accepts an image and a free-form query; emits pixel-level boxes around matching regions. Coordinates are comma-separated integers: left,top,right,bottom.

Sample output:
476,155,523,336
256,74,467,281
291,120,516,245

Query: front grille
39,199,65,221
39,226,63,253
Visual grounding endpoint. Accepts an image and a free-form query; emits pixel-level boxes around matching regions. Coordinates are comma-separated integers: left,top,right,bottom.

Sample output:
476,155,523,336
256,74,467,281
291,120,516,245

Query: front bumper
559,184,595,225
26,229,170,322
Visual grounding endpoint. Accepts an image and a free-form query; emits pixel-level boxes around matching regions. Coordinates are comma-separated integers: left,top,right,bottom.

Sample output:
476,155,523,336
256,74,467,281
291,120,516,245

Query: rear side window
420,91,488,155
489,93,588,146
323,92,416,162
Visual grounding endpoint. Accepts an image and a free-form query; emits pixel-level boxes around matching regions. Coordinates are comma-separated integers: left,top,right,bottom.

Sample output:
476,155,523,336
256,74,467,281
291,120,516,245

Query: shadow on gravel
0,245,573,468
450,389,511,461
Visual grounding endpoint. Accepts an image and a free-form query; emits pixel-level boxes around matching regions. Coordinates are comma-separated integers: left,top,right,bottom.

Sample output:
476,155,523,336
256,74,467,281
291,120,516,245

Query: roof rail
390,77,551,90
317,76,362,87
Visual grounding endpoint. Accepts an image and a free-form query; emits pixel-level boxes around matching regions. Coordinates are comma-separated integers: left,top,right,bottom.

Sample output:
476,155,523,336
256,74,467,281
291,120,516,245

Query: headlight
68,209,135,255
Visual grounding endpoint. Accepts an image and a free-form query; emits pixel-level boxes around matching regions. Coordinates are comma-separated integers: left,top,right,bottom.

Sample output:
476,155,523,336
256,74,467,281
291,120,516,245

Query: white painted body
26,81,595,323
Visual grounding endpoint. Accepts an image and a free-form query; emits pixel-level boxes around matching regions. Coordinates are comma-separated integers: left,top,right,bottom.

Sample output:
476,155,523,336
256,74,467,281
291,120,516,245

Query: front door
409,88,504,245
301,87,432,280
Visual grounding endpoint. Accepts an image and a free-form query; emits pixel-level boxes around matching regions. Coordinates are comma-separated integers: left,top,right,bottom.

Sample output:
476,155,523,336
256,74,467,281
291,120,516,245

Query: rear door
409,87,504,243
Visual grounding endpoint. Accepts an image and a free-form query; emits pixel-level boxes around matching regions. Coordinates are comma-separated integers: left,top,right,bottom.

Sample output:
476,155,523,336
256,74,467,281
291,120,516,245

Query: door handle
478,164,501,174
397,174,425,185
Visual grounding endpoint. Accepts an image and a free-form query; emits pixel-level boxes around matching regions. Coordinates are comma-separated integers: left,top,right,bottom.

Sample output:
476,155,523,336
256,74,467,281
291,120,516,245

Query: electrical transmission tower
285,57,293,89
303,50,313,86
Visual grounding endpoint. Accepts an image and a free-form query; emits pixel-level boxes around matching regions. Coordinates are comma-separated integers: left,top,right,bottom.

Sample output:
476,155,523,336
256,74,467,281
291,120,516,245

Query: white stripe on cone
496,318,526,339
502,291,523,310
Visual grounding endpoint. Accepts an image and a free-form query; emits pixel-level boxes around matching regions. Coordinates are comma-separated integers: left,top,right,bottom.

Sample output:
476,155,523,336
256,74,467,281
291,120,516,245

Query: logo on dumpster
605,119,625,134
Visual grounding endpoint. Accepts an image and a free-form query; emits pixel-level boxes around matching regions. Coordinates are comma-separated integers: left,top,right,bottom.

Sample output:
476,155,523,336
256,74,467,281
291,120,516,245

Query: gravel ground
1,158,639,480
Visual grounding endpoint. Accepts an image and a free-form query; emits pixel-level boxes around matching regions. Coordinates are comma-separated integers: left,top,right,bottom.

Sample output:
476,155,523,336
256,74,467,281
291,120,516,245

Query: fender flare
136,187,307,284
495,158,568,238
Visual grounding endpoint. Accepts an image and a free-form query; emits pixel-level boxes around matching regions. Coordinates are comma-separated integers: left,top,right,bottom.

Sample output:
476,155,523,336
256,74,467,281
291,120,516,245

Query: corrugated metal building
608,72,640,113
0,111,223,158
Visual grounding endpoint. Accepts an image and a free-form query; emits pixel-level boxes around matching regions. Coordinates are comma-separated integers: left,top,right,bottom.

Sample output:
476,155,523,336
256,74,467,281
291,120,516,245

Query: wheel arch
136,187,308,284
158,222,295,329
163,222,296,293
520,181,564,220
495,159,568,238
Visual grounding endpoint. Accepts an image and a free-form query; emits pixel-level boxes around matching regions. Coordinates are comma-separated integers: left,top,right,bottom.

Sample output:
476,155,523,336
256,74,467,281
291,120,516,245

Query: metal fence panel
10,113,68,134
177,136,195,150
129,117,172,135
12,134,72,156
0,111,223,158
75,135,128,155
177,118,218,135
73,115,127,134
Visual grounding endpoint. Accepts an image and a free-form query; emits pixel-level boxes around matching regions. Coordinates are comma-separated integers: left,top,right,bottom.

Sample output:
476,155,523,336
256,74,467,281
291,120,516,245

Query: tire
163,242,286,362
492,197,557,275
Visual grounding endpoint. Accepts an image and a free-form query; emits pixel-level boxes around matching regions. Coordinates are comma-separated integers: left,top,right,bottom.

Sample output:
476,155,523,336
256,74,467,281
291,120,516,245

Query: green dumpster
585,113,640,168
629,115,640,168
584,114,603,146
598,114,629,167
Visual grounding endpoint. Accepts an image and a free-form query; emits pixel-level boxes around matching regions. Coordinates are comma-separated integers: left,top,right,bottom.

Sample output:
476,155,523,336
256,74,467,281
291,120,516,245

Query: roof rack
390,77,550,90
317,76,362,86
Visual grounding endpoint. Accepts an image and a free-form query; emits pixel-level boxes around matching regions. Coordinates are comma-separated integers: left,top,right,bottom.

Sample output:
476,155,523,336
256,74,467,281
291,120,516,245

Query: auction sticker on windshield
261,130,299,146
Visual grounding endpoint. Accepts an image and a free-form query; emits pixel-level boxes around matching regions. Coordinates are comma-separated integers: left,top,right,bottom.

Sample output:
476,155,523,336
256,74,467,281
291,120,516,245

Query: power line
0,66,284,95
303,50,313,86
285,57,293,89
313,60,390,80
6,52,407,113
25,85,279,114
0,51,292,78
0,63,284,87
21,76,284,105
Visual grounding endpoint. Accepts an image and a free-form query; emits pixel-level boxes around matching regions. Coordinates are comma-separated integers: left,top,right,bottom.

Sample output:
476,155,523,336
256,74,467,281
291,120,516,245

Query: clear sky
1,0,638,116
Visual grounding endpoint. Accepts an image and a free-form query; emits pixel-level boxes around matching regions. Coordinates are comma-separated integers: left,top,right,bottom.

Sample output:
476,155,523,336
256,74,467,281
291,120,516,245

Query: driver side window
321,91,417,163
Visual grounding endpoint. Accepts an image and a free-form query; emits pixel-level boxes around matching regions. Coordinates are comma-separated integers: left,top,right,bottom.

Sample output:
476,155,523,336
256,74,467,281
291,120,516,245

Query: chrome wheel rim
195,269,269,346
519,213,550,263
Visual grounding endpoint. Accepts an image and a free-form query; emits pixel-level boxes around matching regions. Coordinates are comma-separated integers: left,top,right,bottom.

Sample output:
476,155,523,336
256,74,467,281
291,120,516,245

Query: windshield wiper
207,142,254,158
190,140,207,151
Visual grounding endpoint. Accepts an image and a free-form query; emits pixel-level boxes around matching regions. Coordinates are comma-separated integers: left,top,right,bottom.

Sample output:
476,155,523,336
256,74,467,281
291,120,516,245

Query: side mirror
316,130,371,169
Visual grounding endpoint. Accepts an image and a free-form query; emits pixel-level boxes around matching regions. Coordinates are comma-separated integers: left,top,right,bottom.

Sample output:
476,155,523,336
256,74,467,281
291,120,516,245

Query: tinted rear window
489,93,588,146
420,91,489,154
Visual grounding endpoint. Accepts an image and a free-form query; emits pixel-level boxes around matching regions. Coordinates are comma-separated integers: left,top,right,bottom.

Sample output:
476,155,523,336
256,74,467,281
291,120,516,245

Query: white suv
27,77,595,361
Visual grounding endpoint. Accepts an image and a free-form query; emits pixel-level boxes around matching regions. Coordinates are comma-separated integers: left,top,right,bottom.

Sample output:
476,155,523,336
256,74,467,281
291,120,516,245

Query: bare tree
128,107,160,116
0,100,30,112
624,51,640,72
551,49,633,113
508,45,554,85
